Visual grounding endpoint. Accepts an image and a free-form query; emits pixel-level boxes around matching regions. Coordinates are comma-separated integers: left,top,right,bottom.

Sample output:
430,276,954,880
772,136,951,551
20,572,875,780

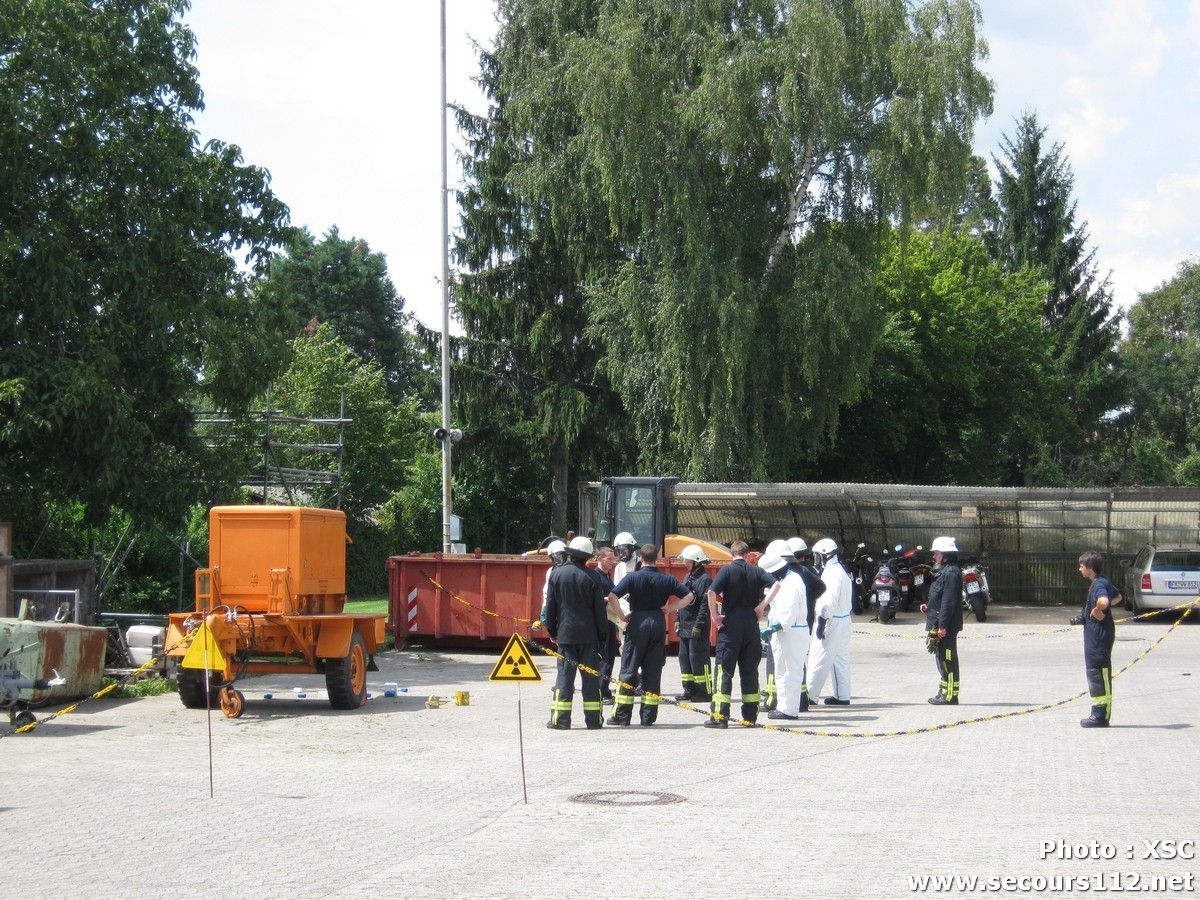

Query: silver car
1124,545,1200,613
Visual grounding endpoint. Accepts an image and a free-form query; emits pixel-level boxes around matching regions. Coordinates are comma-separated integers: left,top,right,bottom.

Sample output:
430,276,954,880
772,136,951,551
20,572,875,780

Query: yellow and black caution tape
423,572,1194,739
854,599,1199,641
1,653,164,737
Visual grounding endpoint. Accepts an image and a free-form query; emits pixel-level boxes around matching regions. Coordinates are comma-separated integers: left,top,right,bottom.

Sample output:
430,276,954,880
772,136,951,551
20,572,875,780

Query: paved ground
4,607,1198,899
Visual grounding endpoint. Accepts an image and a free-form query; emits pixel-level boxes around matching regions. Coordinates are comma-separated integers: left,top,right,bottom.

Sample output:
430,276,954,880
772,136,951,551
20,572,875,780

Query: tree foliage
476,0,993,480
260,227,430,401
0,0,293,521
1118,261,1200,485
819,229,1058,484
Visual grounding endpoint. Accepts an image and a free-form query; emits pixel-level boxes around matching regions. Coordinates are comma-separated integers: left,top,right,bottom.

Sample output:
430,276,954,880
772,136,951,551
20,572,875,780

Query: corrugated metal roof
581,480,1200,604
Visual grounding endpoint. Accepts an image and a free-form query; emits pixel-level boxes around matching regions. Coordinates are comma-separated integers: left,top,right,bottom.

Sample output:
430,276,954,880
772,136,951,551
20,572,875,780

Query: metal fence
582,482,1200,605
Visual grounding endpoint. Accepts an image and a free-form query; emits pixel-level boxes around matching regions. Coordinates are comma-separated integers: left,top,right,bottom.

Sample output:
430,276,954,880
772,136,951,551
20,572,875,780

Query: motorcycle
908,547,934,610
846,543,874,615
961,559,990,622
871,548,905,624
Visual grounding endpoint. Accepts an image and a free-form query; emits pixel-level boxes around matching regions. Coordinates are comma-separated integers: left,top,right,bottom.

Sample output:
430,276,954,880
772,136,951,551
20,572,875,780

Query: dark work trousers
1084,619,1115,724
550,643,603,729
600,621,618,699
762,640,776,710
935,632,960,701
1085,665,1112,723
677,629,712,700
711,610,761,726
612,611,666,725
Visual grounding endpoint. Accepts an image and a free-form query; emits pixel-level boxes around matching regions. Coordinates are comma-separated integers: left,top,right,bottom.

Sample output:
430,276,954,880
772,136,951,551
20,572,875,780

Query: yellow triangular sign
488,633,542,682
181,622,226,671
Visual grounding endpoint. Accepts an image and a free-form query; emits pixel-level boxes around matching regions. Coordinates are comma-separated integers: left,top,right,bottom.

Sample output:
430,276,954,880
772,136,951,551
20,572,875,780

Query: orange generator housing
166,506,386,717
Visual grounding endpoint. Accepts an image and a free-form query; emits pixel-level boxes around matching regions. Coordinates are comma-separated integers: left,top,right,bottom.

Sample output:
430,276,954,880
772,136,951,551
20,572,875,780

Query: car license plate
914,574,924,586
966,582,981,594
1167,580,1199,590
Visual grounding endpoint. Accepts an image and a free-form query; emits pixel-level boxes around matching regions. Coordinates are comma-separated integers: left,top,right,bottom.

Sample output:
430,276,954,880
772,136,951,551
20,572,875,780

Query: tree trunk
550,441,569,536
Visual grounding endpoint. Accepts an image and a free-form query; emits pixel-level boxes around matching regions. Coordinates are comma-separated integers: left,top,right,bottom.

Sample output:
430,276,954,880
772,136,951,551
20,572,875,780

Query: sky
185,0,1200,328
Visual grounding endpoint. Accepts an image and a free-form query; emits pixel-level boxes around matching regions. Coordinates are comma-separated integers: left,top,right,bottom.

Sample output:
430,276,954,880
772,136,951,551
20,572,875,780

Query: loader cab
594,477,678,550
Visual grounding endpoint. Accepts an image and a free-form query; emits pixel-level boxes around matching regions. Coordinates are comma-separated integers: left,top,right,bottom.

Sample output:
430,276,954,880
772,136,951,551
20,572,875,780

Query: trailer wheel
325,631,367,710
178,668,222,709
219,687,245,719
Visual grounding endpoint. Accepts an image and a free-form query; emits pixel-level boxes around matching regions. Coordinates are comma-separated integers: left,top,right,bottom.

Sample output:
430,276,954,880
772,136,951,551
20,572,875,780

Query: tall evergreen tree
454,33,629,536
990,113,1122,473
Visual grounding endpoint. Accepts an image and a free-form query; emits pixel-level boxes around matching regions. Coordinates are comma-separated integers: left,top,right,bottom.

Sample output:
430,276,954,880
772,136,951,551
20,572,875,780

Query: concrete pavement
3,610,1197,898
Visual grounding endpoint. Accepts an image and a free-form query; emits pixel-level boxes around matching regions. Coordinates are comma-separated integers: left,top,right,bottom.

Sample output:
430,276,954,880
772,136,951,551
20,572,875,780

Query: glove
816,617,827,641
690,624,704,640
926,630,940,654
1069,614,1084,626
760,621,782,641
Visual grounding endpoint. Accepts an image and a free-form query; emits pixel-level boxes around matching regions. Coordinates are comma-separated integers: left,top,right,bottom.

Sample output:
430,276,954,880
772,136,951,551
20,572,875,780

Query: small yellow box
454,690,470,706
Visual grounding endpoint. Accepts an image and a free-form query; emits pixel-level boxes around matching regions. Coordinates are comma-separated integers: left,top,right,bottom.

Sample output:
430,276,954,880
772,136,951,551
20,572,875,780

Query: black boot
1080,706,1109,728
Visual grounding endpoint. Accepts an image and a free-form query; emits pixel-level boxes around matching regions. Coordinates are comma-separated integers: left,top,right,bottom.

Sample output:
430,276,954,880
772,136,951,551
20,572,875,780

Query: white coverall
768,569,810,716
806,556,853,702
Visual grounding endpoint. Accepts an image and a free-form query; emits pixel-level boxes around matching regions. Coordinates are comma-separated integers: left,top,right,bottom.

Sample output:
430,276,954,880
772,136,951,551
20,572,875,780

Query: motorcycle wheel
970,595,987,623
880,605,895,624
852,588,863,615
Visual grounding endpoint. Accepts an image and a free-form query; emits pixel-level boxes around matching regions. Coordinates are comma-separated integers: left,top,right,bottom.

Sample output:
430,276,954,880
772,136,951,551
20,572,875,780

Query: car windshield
1151,551,1200,571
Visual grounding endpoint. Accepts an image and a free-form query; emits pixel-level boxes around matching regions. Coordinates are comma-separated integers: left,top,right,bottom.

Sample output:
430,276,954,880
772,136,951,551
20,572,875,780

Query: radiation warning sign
488,633,542,682
181,622,226,671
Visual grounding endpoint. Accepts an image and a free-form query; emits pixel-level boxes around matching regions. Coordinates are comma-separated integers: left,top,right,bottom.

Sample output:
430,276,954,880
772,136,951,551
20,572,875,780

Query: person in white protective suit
806,538,853,705
758,553,810,720
759,539,793,710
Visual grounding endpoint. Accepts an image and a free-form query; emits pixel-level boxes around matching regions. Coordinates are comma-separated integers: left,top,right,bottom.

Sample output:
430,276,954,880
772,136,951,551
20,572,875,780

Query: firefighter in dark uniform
1073,550,1121,728
921,535,963,705
704,540,779,728
675,544,712,703
544,536,609,730
606,544,694,726
590,546,620,703
788,536,825,712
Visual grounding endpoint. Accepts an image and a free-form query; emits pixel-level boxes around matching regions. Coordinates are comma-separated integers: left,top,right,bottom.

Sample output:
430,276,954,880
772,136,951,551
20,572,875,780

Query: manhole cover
569,790,685,806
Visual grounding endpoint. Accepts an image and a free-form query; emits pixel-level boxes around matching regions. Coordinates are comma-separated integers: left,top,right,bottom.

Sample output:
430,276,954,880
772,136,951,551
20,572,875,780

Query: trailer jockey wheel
219,687,245,719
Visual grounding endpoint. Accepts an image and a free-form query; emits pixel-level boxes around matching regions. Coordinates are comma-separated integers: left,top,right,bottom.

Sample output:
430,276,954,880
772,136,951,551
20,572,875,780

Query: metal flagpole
438,0,453,553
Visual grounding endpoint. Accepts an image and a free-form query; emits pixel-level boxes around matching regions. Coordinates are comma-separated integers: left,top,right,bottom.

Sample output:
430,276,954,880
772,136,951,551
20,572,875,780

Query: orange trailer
166,506,385,718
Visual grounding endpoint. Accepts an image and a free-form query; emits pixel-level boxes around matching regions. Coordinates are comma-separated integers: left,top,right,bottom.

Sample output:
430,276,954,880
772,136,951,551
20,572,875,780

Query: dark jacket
709,558,775,616
544,561,607,645
926,563,963,634
1082,575,1117,667
678,568,712,629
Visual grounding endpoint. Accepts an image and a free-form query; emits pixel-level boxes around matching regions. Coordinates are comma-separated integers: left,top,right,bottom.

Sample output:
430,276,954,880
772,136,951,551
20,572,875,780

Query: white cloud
1120,169,1200,239
1054,77,1129,166
1103,1,1170,76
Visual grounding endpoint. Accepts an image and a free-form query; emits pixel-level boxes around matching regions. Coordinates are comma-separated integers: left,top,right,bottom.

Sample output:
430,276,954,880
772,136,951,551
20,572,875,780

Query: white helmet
546,539,566,556
568,536,595,559
931,536,958,554
758,553,788,575
765,539,791,559
786,537,808,556
812,538,839,560
679,544,709,564
614,531,637,548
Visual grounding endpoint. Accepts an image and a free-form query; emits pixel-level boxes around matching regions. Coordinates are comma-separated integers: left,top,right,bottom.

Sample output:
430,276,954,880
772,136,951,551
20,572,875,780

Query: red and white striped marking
406,587,419,633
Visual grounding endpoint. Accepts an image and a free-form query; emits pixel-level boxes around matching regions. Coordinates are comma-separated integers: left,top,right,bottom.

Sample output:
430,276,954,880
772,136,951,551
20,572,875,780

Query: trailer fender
315,619,354,659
